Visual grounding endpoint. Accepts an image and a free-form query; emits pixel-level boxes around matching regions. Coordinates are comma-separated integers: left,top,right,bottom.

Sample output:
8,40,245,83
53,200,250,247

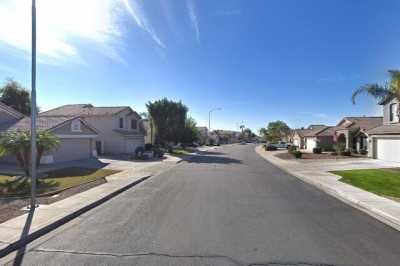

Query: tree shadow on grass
183,154,242,164
0,178,59,196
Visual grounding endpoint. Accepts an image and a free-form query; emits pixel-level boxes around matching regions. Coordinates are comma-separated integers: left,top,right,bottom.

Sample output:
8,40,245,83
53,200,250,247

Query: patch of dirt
0,178,106,224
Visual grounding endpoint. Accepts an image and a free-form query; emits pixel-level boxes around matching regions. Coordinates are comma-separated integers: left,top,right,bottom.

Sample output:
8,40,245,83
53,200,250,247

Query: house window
131,119,137,130
389,103,398,122
71,119,81,132
119,117,124,128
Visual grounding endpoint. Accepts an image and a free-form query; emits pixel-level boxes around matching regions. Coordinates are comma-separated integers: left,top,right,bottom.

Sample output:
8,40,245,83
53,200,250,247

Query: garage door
293,139,299,146
125,138,144,153
376,138,400,162
306,138,316,152
53,139,92,162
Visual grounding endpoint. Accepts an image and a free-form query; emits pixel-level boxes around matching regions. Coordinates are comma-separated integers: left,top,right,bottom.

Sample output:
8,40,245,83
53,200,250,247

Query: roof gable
0,101,25,119
41,104,133,117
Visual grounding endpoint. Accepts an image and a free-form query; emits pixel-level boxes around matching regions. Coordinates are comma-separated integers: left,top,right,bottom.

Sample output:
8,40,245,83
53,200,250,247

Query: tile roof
40,104,130,117
338,117,383,132
367,124,400,135
0,116,76,132
296,125,334,137
0,101,25,119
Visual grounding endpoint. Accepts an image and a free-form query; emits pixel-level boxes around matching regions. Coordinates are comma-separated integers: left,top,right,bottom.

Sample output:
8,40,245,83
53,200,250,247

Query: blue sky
0,0,400,133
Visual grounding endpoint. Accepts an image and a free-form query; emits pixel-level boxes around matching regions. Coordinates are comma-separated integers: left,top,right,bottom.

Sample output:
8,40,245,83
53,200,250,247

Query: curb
0,175,151,258
255,146,400,232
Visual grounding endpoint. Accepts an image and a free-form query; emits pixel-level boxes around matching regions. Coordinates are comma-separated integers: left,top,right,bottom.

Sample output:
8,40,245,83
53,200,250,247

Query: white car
271,141,289,149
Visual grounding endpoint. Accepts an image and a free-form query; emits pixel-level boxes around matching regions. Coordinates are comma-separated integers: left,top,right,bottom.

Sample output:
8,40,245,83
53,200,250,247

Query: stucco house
0,102,99,164
366,98,400,162
40,104,145,155
293,125,334,152
333,116,382,154
293,125,333,151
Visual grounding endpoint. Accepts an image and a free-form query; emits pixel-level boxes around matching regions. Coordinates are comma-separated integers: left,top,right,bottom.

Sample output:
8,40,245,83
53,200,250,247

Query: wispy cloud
0,0,169,64
122,0,165,49
186,0,200,43
0,0,126,64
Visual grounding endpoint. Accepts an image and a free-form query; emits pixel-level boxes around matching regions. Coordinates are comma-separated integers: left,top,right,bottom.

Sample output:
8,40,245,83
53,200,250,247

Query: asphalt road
6,144,400,266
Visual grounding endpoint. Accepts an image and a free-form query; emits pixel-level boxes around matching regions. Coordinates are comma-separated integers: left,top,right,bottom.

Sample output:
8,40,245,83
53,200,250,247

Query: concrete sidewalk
0,155,182,257
255,146,400,231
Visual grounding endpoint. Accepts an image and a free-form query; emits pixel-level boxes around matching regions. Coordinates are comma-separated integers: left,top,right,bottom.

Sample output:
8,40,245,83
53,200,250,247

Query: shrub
342,149,351,156
288,145,298,154
334,143,346,155
135,147,145,159
330,152,338,156
313,147,322,154
152,145,165,158
293,150,302,159
144,143,153,151
360,149,368,155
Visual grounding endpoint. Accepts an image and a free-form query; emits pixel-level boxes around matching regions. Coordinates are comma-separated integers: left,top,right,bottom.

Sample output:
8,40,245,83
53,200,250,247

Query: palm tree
352,70,400,112
0,131,60,176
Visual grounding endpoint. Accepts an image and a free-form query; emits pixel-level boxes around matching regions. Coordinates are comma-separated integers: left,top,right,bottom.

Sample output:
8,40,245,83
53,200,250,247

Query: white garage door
293,139,299,146
53,139,91,162
125,138,144,153
376,138,400,162
306,138,316,152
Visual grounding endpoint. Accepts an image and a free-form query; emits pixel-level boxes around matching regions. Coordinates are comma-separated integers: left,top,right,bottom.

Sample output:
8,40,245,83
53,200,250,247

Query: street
6,144,400,266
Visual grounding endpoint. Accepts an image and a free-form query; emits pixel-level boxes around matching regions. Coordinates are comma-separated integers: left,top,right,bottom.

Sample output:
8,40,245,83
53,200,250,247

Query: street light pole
208,108,221,131
30,0,38,209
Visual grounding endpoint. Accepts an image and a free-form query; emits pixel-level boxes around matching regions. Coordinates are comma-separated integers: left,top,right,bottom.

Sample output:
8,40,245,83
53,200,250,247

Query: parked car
269,141,289,149
265,143,278,151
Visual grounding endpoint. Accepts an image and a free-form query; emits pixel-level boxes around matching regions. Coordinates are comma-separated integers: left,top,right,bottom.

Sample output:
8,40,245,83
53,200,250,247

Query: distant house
366,98,400,162
214,130,241,144
40,104,145,155
0,102,98,164
196,126,209,145
293,125,334,152
334,116,382,154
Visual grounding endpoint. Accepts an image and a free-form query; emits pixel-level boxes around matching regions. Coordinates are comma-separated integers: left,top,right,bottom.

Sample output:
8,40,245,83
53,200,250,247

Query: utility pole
30,0,38,209
208,108,221,131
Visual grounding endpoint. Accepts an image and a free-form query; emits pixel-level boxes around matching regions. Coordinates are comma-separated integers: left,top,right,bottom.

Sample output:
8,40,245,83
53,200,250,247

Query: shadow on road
184,154,242,164
11,206,35,266
197,150,226,156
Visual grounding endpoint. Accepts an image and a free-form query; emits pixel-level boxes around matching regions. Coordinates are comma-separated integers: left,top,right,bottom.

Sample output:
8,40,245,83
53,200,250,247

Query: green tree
259,128,268,140
240,128,253,141
146,98,188,146
0,131,60,176
181,117,199,145
0,79,32,115
264,121,291,142
140,112,155,144
352,70,400,115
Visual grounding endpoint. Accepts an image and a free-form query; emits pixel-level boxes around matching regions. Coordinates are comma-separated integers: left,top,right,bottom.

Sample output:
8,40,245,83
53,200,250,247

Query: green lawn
0,167,119,197
171,147,194,156
331,168,400,200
